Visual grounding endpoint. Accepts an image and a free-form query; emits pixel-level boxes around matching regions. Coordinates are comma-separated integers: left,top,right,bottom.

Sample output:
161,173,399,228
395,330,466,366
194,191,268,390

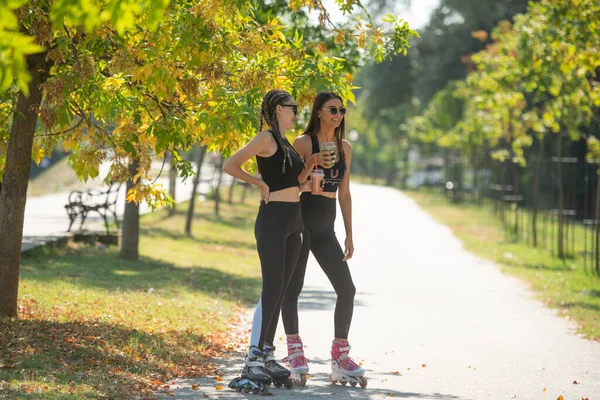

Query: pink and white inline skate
283,336,309,386
329,339,367,388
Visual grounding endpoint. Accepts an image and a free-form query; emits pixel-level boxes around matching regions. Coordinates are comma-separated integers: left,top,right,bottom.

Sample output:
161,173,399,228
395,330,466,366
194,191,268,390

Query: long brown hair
303,92,345,159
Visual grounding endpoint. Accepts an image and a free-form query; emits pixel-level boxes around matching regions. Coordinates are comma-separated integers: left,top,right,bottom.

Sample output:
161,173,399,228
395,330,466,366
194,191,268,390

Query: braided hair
259,89,301,173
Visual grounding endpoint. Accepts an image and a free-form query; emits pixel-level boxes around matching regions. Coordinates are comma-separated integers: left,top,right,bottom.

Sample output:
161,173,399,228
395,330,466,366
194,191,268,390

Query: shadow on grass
141,226,256,252
499,254,573,272
560,301,600,312
158,206,256,230
0,317,224,399
20,247,261,305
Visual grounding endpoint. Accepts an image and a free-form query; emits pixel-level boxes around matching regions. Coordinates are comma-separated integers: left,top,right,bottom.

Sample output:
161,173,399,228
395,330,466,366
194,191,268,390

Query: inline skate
263,344,294,389
228,346,271,395
283,336,308,386
329,339,367,388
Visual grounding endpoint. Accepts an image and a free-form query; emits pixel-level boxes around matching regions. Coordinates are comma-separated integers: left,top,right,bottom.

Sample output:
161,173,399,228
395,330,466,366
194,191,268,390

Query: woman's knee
337,279,355,304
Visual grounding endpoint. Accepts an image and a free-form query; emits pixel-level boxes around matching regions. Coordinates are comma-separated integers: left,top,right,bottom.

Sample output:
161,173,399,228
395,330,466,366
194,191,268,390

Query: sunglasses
280,104,298,115
321,106,347,116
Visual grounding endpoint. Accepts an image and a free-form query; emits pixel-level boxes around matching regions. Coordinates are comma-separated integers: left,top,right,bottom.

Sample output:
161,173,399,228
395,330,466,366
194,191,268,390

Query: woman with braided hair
223,89,308,394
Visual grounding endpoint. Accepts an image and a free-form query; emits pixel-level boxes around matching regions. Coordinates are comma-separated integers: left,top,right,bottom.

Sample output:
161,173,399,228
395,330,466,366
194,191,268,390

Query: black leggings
250,201,303,349
282,193,356,339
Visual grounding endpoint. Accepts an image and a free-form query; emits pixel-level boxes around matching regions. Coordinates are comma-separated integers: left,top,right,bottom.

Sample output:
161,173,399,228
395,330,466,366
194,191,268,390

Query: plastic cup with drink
311,167,324,194
319,141,336,168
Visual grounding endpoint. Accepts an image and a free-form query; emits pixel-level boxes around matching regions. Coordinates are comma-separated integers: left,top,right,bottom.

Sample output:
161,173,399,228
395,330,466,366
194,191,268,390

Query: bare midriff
269,186,301,202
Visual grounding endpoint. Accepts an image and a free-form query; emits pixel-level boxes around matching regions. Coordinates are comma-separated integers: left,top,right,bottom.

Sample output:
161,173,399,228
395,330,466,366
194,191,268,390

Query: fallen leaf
407,367,411,370
393,371,400,375
214,376,223,382
192,384,200,390
359,361,364,366
389,394,395,397
203,395,209,398
573,380,580,384
558,396,564,400
215,385,223,390
511,395,517,398
421,364,426,368
543,388,547,391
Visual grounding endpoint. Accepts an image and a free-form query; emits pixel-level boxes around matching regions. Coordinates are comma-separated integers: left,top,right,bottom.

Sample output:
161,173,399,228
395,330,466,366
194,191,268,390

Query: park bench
65,182,122,233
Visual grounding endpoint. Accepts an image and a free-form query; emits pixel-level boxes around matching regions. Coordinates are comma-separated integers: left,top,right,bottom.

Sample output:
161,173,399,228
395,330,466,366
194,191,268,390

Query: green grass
405,189,600,341
27,158,87,197
0,193,262,399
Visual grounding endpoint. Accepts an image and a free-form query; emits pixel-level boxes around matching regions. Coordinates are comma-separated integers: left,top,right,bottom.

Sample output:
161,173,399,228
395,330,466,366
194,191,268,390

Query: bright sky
321,0,441,29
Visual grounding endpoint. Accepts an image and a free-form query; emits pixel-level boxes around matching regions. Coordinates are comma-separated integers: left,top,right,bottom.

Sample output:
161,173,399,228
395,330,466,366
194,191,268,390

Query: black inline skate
263,344,294,389
228,346,271,395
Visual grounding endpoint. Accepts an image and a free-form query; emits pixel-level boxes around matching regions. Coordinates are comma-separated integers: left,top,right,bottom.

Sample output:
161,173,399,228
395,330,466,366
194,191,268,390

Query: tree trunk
595,170,600,274
168,152,177,216
185,145,207,236
214,155,224,216
513,161,519,237
557,132,565,259
401,145,410,190
227,179,236,205
240,182,250,204
0,53,49,318
120,159,140,261
532,137,545,247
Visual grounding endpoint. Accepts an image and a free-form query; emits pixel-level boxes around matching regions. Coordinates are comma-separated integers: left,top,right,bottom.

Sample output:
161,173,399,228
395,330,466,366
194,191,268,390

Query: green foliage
0,0,417,206
409,0,600,167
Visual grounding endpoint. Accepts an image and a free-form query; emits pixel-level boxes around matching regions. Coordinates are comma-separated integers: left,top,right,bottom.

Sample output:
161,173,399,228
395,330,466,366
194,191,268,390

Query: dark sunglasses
321,106,347,116
280,104,298,115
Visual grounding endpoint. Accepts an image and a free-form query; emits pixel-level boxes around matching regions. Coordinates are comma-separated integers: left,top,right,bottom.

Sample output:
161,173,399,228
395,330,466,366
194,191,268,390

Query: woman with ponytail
223,89,308,393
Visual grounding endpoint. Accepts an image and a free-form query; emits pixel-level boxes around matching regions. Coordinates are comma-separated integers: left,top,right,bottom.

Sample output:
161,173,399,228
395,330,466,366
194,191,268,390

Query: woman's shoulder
293,134,312,148
342,139,352,150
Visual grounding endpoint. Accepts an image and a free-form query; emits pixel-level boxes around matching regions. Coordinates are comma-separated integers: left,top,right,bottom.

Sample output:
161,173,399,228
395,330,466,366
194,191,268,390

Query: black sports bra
309,136,346,192
256,131,304,192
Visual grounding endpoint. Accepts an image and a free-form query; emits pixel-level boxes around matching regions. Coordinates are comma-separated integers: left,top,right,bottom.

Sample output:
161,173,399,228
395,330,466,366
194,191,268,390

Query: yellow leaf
215,385,223,390
34,147,45,165
275,31,286,43
207,101,218,107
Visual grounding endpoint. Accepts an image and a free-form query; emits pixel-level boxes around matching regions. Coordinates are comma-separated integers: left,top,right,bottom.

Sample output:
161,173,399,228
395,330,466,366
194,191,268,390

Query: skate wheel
273,382,282,388
300,374,307,387
341,380,348,386
259,383,270,396
359,376,368,388
242,385,252,393
350,381,357,387
329,374,338,384
228,377,240,390
283,378,293,389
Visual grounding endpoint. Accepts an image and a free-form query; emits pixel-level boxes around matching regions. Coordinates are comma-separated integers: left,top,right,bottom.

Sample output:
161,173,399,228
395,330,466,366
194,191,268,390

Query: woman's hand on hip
343,236,354,261
260,182,270,204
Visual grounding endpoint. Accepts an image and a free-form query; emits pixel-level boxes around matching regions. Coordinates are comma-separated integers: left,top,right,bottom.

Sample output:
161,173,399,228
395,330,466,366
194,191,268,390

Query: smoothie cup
319,141,337,168
311,169,325,194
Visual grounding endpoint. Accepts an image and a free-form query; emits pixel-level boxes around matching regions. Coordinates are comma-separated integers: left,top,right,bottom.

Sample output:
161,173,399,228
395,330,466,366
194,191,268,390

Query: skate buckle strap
283,351,305,362
287,342,303,349
246,359,265,368
337,353,349,362
338,345,351,352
